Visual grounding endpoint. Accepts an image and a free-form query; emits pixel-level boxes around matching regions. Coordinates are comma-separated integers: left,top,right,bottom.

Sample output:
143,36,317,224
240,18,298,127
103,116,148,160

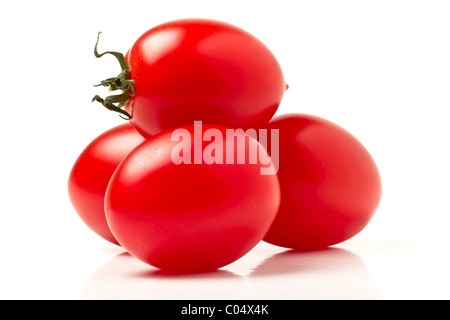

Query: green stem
92,32,135,119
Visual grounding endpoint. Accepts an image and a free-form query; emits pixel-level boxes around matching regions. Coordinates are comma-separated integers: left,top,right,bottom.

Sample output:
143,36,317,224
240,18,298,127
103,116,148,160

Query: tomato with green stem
92,18,288,137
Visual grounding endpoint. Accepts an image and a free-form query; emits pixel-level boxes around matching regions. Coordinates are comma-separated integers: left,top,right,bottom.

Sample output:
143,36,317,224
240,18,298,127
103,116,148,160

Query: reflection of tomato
68,123,146,245
122,18,287,137
262,114,382,250
105,124,281,273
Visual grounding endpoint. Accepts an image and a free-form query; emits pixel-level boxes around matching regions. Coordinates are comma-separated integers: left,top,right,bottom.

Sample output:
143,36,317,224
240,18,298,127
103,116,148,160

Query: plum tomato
93,18,287,137
68,123,146,245
104,123,281,273
261,114,382,250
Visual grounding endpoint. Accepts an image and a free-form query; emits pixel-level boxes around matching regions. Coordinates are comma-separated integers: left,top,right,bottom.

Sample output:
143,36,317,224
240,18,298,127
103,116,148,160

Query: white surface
1,0,450,300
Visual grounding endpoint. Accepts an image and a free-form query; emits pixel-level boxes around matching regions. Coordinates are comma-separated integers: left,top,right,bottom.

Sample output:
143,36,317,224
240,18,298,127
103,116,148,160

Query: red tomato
68,123,146,245
105,123,281,273
93,18,287,137
262,114,382,250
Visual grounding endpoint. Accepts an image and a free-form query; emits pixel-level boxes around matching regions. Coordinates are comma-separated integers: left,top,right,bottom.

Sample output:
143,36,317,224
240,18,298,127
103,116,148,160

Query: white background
1,0,449,300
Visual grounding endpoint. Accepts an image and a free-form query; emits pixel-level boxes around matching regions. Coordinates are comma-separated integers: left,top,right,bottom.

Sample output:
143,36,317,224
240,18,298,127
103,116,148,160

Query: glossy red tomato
105,123,281,273
68,123,146,245
262,114,382,250
94,18,287,137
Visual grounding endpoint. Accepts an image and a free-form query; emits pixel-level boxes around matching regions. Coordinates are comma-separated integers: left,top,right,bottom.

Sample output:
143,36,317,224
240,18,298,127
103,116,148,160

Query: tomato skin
105,124,281,273
68,123,146,245
124,18,287,138
262,114,382,250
